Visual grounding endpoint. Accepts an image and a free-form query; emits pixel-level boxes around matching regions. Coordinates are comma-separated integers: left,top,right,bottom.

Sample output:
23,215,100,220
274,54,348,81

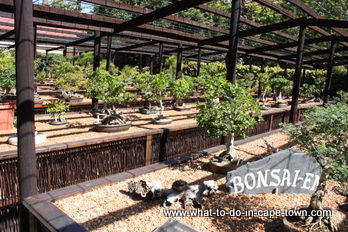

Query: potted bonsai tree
170,75,196,111
270,77,293,108
281,101,348,231
195,76,263,173
85,69,134,132
53,62,86,103
135,71,172,124
134,72,159,114
46,99,70,125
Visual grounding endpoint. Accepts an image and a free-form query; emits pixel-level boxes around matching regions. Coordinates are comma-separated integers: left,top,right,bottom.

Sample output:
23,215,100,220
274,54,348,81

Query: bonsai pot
209,160,242,174
174,106,191,112
50,119,67,125
34,99,44,105
65,97,83,103
0,102,16,130
8,132,47,145
283,205,348,232
139,108,158,114
93,121,132,132
275,103,287,108
151,117,172,125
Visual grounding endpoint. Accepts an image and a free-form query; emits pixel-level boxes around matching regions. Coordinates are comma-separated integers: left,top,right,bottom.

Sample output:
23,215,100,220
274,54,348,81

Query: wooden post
14,0,38,231
290,23,306,124
323,37,337,104
176,43,183,78
145,135,152,165
258,58,266,98
197,47,201,77
158,43,163,73
226,0,241,84
106,36,112,72
150,55,154,74
92,30,101,111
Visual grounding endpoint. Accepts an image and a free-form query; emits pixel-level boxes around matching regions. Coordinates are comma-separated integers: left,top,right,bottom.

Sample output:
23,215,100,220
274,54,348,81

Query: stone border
24,128,282,232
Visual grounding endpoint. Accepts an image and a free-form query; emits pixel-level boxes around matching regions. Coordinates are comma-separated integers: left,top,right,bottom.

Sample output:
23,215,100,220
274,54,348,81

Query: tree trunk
159,98,164,117
305,167,331,226
225,131,236,160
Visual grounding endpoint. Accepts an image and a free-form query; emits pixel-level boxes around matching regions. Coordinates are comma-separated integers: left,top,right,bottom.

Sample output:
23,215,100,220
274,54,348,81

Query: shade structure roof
0,0,347,69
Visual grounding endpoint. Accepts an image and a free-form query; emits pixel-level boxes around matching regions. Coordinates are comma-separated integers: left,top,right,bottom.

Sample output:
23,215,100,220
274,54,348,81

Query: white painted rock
7,132,47,146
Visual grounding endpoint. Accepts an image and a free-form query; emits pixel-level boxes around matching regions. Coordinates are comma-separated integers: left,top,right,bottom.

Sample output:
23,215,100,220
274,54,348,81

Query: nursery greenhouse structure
0,0,347,231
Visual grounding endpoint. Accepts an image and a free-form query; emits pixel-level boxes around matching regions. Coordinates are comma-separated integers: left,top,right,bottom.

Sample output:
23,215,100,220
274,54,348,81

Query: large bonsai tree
195,76,263,163
135,71,172,119
281,102,348,231
85,69,134,124
170,75,196,108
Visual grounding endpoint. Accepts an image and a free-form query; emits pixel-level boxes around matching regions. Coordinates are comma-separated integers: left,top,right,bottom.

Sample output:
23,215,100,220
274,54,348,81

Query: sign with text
226,148,322,194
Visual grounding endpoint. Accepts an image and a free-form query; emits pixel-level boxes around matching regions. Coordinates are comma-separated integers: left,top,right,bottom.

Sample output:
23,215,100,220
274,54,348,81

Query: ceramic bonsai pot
174,106,191,112
151,118,172,125
139,108,158,114
209,160,242,174
93,121,132,132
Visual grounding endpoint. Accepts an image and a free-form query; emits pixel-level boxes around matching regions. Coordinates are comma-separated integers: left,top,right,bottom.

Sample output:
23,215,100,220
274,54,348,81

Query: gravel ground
53,133,348,232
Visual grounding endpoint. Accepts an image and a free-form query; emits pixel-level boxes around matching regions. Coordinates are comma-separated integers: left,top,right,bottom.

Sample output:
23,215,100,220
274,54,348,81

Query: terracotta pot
93,121,132,132
0,102,16,130
209,160,242,174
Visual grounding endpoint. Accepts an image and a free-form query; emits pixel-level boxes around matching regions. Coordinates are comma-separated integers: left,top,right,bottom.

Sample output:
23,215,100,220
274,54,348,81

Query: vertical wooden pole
92,31,101,111
226,0,240,84
139,54,143,73
150,55,154,74
258,58,266,98
14,0,38,231
323,37,337,104
176,43,183,78
145,135,152,165
158,43,163,73
106,36,112,72
197,47,201,77
63,46,67,57
290,23,306,124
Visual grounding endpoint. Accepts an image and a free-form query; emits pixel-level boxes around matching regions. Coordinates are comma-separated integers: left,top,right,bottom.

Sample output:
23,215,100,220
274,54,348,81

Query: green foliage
54,65,86,96
46,99,70,121
281,103,348,182
85,69,134,108
73,51,94,71
195,77,263,139
0,66,16,94
170,75,196,100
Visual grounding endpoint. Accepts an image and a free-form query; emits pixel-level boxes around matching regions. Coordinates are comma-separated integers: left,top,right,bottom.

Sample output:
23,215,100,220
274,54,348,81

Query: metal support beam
14,0,37,231
323,37,337,104
290,23,306,124
226,0,241,84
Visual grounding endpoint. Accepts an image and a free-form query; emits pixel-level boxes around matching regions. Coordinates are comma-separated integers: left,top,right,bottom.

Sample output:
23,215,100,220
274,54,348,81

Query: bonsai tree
85,69,134,125
54,63,86,99
299,83,315,103
135,71,172,119
170,75,196,109
195,76,263,163
46,99,70,123
281,102,348,231
270,77,293,104
257,72,272,106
